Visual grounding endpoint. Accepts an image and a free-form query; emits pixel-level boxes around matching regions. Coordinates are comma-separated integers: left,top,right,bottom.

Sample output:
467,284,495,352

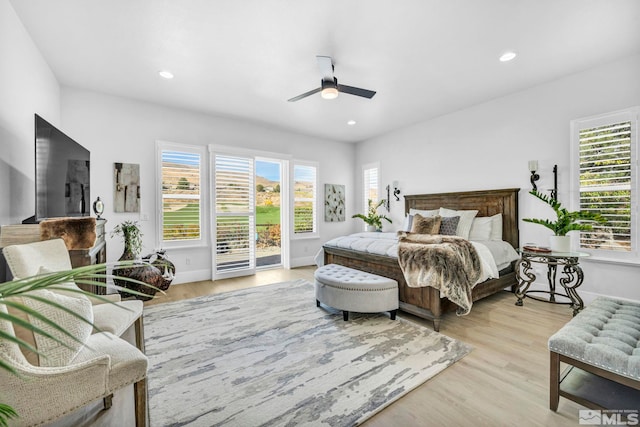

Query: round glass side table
514,249,590,316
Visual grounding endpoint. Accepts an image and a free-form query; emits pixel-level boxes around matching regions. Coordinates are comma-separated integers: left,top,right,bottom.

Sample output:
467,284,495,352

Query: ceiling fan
287,55,376,102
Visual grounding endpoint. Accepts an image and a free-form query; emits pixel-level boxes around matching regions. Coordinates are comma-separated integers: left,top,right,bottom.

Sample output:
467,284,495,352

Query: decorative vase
549,235,571,253
113,237,163,301
366,225,377,232
142,250,176,291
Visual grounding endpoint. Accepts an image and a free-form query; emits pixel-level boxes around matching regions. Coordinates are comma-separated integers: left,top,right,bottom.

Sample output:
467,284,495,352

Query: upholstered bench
548,296,640,411
314,264,399,321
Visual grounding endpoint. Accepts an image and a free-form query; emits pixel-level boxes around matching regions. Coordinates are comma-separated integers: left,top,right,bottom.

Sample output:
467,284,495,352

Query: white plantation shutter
160,147,203,245
363,164,379,207
293,163,317,236
214,154,256,277
362,164,379,230
571,108,638,260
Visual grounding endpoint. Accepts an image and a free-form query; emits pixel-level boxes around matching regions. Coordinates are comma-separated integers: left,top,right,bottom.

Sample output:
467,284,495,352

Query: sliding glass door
212,153,256,279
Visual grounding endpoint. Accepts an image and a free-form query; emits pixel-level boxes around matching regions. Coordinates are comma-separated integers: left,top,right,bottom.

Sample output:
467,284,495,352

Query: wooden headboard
404,188,520,249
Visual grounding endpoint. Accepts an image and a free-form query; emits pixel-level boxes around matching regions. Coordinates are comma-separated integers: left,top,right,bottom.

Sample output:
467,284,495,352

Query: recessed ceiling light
158,70,174,79
347,120,356,126
499,52,517,62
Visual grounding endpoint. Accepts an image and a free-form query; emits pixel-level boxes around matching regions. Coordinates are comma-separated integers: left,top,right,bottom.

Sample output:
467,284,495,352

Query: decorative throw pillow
411,214,442,235
37,266,85,299
439,207,479,239
8,289,93,367
409,208,439,217
439,216,460,235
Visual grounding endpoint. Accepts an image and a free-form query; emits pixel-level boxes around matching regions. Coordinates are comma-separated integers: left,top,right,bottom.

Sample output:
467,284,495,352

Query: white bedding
317,232,519,285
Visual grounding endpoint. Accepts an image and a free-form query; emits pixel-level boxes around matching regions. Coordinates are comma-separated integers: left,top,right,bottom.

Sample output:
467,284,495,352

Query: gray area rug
144,279,471,426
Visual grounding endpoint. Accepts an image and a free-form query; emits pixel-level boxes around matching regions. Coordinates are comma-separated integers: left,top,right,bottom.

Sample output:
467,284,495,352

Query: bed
322,188,520,331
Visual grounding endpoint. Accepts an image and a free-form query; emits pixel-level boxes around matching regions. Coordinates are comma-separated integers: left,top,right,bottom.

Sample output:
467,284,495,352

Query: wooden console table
0,219,107,294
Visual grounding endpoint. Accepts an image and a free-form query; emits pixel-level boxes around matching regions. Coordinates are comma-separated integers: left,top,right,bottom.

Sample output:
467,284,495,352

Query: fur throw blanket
40,217,97,250
397,232,482,315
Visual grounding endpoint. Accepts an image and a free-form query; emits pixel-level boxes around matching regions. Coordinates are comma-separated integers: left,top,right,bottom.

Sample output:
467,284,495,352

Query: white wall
0,0,60,226
356,54,640,303
61,88,355,283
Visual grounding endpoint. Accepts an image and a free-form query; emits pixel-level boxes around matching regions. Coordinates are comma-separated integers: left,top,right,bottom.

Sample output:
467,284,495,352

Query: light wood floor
144,266,584,426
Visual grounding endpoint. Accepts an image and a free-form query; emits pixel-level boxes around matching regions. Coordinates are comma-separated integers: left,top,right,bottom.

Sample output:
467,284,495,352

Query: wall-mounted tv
28,114,90,223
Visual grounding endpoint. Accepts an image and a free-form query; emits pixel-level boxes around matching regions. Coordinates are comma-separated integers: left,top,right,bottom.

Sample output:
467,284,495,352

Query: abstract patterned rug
144,279,471,426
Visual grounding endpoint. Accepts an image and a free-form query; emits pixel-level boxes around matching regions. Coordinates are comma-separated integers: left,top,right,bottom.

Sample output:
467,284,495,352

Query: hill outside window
157,141,206,248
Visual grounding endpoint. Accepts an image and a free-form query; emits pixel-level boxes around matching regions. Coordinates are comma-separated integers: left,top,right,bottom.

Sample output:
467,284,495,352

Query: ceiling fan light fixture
321,87,339,100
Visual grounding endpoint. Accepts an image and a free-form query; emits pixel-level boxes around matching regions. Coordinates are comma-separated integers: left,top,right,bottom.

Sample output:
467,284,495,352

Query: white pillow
402,215,414,232
489,213,503,241
18,289,93,367
439,207,479,240
469,217,493,241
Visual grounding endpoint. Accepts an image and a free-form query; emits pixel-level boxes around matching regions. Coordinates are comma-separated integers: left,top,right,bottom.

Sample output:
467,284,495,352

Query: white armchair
0,306,147,426
1,238,148,426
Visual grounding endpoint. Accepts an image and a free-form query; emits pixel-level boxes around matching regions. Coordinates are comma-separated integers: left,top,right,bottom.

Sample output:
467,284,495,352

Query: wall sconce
528,160,539,191
385,185,391,212
551,164,558,201
392,181,401,201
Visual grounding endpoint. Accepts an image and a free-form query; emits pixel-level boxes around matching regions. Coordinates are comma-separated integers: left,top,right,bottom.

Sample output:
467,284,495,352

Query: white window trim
569,107,639,264
290,159,319,240
156,140,208,249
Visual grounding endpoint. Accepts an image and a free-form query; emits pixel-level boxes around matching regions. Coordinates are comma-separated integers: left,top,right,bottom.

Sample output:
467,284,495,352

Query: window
157,141,206,247
361,163,380,229
292,161,317,237
363,163,379,206
570,108,639,262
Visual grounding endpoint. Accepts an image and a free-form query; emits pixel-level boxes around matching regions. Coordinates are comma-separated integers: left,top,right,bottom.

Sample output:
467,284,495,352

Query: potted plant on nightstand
352,199,392,232
523,190,607,252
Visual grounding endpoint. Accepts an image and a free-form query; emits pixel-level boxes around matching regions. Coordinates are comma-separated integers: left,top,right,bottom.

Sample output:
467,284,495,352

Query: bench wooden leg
389,309,397,320
550,351,560,411
343,311,349,321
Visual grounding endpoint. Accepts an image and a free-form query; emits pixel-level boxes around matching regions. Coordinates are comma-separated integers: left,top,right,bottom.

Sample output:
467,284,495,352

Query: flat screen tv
27,114,90,223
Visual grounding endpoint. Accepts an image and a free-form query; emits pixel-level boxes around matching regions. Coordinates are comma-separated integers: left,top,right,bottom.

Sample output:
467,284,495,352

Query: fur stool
314,264,399,321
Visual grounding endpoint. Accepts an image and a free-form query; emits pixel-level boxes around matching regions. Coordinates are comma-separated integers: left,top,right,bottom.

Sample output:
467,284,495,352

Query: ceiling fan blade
337,84,376,99
287,87,322,102
316,55,334,82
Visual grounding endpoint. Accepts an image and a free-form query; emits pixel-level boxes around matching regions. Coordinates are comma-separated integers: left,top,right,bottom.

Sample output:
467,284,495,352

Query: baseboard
173,268,211,285
289,256,316,268
524,281,637,306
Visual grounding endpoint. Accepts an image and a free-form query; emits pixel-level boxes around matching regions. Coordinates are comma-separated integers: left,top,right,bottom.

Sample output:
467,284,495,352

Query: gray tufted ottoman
315,264,399,321
548,296,640,411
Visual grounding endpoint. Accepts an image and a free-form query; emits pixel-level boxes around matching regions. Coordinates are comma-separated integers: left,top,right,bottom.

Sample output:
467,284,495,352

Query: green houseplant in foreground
523,190,606,251
0,262,157,426
352,199,392,231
